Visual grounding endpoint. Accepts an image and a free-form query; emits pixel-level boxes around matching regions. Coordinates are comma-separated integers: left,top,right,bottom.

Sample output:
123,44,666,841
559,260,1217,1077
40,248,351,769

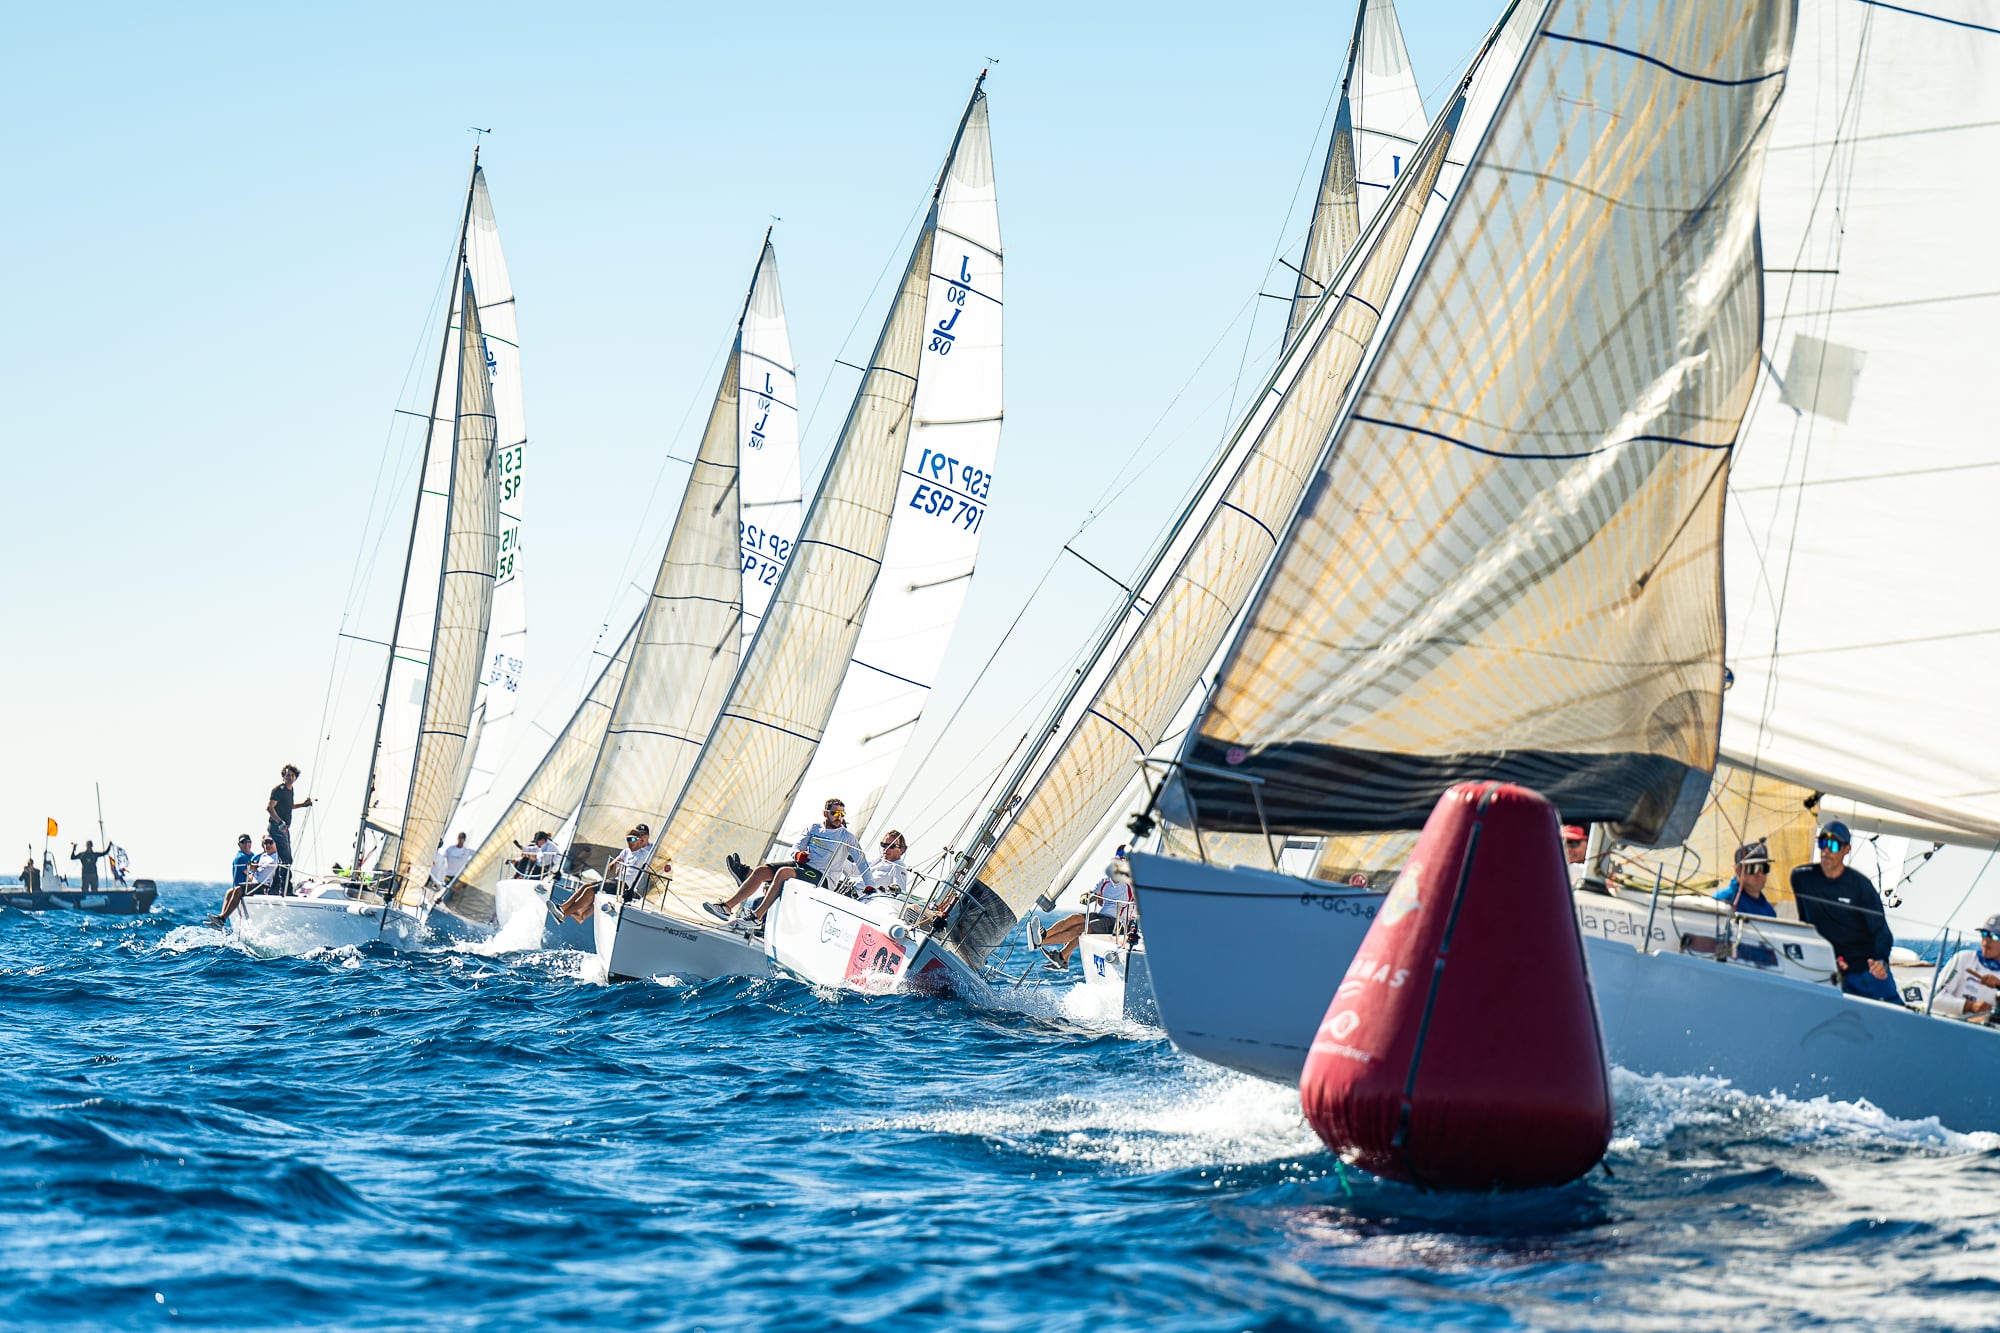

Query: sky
3,1,1994,934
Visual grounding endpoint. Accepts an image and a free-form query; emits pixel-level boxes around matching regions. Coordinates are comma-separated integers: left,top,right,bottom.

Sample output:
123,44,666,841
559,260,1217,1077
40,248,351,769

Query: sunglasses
625,835,640,843
880,840,904,849
1818,838,1846,852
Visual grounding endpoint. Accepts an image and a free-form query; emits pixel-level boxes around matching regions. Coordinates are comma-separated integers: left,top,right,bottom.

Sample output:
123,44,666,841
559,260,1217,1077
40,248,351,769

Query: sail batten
1172,0,1795,849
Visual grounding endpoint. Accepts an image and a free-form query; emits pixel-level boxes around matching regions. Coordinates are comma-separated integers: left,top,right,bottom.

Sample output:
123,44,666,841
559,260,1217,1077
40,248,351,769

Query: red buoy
1299,782,1611,1190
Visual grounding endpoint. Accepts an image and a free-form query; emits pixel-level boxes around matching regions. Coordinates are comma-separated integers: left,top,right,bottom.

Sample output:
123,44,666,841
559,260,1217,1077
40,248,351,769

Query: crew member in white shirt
705,798,869,935
860,830,909,897
559,825,660,923
433,831,474,886
1037,845,1137,970
511,831,561,877
1936,914,2000,1018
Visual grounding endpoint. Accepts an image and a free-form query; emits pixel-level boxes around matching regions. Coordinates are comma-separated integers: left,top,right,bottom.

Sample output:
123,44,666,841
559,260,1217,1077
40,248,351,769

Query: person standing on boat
860,830,909,897
705,798,869,934
1792,820,1900,1004
1935,916,2000,1018
1713,840,1779,918
434,832,474,886
264,765,313,894
68,840,109,891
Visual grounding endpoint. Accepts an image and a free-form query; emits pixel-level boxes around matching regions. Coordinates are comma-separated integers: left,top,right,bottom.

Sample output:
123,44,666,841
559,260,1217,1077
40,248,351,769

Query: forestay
1172,0,1794,847
778,90,1003,840
1720,0,2000,842
961,89,1461,959
643,80,991,915
1287,0,1430,346
443,165,531,838
391,269,503,892
739,237,802,643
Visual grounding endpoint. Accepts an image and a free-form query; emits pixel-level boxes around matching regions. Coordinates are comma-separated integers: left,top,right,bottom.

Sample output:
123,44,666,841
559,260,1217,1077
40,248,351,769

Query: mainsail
1287,0,1430,346
777,89,1003,839
1719,0,2000,842
455,164,531,836
390,267,503,892
1170,0,1794,848
956,84,1462,959
739,236,802,642
642,77,994,914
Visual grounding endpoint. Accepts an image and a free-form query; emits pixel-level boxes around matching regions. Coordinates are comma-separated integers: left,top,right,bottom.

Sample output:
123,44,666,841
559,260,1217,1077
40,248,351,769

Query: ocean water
6,886,2000,1332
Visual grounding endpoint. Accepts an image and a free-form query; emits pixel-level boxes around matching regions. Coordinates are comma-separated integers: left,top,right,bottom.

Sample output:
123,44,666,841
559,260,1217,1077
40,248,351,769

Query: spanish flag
46,818,57,837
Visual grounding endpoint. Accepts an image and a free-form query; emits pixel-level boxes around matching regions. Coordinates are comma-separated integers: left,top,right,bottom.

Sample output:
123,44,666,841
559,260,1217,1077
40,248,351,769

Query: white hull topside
765,879,978,996
1129,852,2000,1132
228,886,428,956
595,896,772,984
1077,934,1159,1026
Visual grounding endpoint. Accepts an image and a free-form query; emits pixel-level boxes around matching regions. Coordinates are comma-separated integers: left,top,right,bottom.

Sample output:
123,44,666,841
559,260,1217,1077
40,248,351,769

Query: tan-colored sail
393,269,502,895
1175,0,1795,848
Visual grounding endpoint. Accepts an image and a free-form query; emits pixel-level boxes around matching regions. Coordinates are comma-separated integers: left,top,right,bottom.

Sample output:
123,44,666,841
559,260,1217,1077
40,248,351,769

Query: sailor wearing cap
1935,915,2000,1019
704,798,871,936
1713,839,1778,918
558,823,657,923
1790,820,1902,1005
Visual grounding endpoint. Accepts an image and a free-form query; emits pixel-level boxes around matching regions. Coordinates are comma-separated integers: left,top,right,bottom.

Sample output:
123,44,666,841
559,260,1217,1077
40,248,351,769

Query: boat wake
840,1059,1317,1173
1610,1067,2000,1156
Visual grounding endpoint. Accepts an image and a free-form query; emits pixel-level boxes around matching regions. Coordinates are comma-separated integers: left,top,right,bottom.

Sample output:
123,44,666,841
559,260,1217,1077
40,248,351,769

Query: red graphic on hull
845,926,906,986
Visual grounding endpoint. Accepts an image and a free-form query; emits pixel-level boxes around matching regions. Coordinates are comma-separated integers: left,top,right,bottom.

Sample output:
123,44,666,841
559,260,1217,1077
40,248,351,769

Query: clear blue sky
5,0,1990,934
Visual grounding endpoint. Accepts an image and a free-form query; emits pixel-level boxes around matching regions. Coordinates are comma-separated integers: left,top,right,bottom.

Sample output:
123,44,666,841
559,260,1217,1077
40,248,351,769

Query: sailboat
231,154,508,956
1131,0,2000,1132
442,234,801,950
596,75,1002,987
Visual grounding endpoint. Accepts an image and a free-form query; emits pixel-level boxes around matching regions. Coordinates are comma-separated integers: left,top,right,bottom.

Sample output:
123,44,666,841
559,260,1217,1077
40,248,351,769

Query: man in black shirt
1791,819,1901,1005
69,840,108,891
265,764,314,895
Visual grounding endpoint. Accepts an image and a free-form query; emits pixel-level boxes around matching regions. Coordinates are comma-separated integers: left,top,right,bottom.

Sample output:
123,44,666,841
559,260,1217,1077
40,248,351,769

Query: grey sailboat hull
1130,853,2000,1132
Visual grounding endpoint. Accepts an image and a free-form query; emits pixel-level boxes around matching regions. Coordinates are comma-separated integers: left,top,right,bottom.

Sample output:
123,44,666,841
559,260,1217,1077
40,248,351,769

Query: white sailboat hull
596,897,770,983
764,879,976,996
1077,934,1159,1025
1130,853,2000,1130
229,887,426,956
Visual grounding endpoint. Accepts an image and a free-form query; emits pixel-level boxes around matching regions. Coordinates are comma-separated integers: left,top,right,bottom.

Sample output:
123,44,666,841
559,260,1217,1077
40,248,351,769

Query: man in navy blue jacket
1791,820,1900,1004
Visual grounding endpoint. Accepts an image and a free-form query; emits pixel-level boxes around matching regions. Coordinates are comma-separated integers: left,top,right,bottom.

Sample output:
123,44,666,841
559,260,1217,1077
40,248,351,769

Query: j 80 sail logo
929,256,974,355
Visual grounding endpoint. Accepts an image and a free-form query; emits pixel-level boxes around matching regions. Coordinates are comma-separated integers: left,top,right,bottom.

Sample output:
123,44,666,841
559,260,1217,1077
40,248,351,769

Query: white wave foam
840,1062,1318,1172
1611,1067,2000,1155
156,924,246,955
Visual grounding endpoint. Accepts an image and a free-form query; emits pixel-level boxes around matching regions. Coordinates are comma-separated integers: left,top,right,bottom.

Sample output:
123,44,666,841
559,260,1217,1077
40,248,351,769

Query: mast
353,147,481,869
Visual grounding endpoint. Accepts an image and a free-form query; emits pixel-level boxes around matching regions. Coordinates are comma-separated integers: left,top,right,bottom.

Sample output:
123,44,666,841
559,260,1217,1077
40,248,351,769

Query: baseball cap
1735,838,1771,870
1561,825,1587,842
1816,820,1852,848
633,823,649,835
1980,913,2000,937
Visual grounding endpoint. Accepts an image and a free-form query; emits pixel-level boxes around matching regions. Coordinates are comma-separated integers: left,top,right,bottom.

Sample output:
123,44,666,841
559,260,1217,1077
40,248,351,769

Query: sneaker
725,853,751,885
702,901,732,924
738,916,765,937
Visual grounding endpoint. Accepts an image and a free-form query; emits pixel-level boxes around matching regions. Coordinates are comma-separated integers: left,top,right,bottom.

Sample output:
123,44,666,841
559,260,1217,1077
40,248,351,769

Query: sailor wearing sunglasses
1936,915,2000,1019
1791,820,1901,1004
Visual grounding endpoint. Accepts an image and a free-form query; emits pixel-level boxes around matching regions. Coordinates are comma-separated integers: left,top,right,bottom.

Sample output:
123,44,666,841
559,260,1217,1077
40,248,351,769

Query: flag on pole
45,818,57,837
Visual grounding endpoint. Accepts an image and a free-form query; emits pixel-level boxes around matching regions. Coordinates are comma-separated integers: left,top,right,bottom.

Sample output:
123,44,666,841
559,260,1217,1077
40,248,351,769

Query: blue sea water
6,886,2000,1332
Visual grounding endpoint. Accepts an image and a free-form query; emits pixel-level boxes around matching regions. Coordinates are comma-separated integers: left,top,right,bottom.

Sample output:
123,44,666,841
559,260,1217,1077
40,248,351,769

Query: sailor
1791,820,1901,1005
1936,915,2000,1018
860,830,910,897
705,798,869,935
69,840,109,891
19,857,33,890
264,764,313,895
559,825,656,923
435,831,474,886
209,836,280,927
1037,845,1137,970
512,831,560,877
1561,825,1589,888
1713,839,1779,918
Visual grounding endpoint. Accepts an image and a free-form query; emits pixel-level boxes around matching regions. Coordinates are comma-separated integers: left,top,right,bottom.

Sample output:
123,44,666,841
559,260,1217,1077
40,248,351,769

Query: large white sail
1169,0,1793,848
1720,0,2000,841
738,236,802,644
643,79,992,915
961,90,1460,953
448,616,640,906
778,91,1003,840
568,326,749,871
391,268,503,891
455,164,530,836
1287,0,1430,345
